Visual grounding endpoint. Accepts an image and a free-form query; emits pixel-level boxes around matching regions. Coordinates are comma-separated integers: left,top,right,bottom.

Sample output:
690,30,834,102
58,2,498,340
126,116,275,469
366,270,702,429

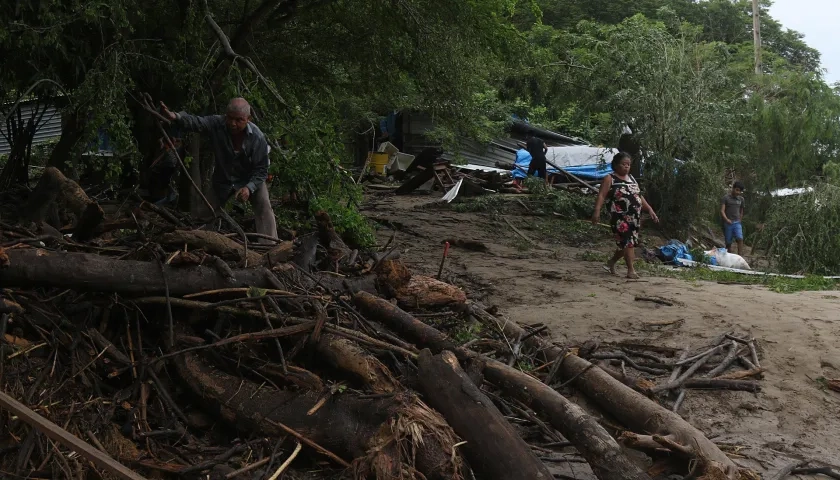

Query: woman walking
591,152,659,279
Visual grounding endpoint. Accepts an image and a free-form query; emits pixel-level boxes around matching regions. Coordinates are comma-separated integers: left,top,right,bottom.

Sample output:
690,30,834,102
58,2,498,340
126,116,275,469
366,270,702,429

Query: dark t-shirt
526,137,546,162
721,194,745,222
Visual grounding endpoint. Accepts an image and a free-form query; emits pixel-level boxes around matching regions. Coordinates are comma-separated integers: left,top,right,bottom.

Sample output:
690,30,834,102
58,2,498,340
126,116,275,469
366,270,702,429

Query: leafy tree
0,0,521,242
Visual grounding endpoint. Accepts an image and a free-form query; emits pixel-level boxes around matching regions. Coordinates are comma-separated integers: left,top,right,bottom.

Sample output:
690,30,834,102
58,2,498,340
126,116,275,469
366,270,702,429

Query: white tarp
545,145,619,168
770,187,813,197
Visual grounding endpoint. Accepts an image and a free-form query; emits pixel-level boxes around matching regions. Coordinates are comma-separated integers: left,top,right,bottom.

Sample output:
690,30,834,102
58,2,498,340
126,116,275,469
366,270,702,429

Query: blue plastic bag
657,240,692,265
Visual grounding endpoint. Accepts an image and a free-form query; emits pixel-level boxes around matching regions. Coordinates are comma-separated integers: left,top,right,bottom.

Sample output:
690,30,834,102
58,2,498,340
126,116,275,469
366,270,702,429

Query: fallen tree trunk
23,167,104,241
316,334,401,394
467,303,740,478
0,249,272,296
172,351,462,479
160,230,262,266
354,292,651,480
417,349,553,480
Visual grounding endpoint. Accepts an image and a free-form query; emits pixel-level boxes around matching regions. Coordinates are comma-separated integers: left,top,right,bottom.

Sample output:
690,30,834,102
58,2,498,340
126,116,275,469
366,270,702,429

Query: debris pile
0,167,810,480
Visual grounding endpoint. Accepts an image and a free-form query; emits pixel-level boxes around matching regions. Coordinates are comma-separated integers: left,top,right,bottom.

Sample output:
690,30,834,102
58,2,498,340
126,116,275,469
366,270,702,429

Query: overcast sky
768,0,838,84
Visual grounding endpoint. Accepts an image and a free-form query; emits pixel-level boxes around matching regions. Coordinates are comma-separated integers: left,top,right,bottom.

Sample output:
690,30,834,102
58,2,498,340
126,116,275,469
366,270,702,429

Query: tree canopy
2,0,839,241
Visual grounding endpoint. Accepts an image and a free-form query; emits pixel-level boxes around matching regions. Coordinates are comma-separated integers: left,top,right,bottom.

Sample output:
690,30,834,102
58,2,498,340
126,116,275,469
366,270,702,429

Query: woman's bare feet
603,261,617,275
626,271,640,280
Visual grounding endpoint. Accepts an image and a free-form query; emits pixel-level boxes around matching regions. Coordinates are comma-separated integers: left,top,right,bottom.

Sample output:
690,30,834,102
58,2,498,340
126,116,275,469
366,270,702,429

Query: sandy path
363,192,840,472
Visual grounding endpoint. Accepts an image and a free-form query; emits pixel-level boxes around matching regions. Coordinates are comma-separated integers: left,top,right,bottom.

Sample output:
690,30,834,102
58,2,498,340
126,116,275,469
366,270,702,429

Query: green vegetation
449,196,509,214
2,0,839,266
449,185,593,219
451,322,484,345
578,250,840,293
753,184,840,275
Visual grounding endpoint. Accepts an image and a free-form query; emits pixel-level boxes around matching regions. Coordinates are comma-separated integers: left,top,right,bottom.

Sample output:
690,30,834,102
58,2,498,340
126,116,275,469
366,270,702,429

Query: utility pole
752,0,762,74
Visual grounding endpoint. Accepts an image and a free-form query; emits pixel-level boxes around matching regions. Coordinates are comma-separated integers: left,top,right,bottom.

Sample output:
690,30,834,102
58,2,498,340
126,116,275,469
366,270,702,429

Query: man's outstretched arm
160,102,223,132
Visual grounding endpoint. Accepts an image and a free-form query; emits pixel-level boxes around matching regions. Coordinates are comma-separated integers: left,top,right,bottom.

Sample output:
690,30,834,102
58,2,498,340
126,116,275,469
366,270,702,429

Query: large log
159,229,263,265
23,166,104,241
418,349,553,480
467,304,740,478
316,334,401,394
173,351,462,479
354,292,651,480
0,249,272,296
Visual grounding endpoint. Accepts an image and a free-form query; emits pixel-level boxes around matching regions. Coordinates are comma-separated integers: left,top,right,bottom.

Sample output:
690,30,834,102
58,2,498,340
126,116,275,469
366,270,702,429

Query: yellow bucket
369,152,390,174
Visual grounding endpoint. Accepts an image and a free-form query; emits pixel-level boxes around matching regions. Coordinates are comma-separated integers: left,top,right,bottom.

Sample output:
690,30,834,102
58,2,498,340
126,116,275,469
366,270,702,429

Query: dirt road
363,192,840,473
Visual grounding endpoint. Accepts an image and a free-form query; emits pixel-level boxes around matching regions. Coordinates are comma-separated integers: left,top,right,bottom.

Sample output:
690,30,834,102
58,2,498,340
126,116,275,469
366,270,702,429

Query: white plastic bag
706,248,751,270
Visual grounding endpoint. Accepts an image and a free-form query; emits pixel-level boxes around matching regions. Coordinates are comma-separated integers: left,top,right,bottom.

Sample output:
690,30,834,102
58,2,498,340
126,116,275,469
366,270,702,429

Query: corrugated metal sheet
0,100,62,155
443,138,517,168
402,111,592,168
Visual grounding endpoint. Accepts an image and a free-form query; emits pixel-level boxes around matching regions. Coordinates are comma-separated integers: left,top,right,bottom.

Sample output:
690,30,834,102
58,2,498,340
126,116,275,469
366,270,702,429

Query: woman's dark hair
733,181,745,191
611,152,633,170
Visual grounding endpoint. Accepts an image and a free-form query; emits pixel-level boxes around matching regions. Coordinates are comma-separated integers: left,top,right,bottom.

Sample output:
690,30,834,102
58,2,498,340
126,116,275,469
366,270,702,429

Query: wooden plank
544,158,599,193
0,389,149,480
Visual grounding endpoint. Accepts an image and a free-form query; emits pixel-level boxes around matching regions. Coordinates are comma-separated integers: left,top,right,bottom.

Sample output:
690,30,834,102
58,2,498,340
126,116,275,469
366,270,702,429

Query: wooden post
752,0,762,74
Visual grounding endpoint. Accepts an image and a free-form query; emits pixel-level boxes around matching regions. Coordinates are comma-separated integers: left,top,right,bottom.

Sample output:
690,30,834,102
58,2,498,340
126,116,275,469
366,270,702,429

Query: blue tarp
512,147,615,180
657,240,693,265
512,149,532,179
560,164,613,179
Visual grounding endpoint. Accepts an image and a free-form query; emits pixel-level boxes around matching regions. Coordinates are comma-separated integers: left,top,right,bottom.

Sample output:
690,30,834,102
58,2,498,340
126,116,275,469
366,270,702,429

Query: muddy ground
362,191,840,475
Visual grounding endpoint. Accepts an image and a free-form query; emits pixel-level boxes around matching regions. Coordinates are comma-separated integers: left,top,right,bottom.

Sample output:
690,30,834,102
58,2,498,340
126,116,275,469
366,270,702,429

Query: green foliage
522,182,593,219
578,249,839,293
825,162,840,183
688,247,711,265
739,72,840,191
449,196,508,214
756,184,840,275
3,0,840,276
451,322,483,345
308,196,374,249
643,155,720,232
647,262,840,294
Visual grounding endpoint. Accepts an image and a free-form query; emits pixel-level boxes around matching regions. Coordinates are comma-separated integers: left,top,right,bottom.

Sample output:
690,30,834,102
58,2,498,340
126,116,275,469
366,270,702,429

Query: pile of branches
0,167,786,480
588,328,765,414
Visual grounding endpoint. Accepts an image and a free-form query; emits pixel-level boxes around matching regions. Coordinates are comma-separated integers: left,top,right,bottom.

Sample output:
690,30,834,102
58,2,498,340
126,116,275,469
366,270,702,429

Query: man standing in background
159,97,278,243
525,132,549,181
721,181,746,255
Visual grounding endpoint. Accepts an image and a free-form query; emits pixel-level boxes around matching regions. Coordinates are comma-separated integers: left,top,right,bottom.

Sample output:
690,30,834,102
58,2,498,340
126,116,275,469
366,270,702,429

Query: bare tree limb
1,79,70,126
203,3,287,106
230,0,293,52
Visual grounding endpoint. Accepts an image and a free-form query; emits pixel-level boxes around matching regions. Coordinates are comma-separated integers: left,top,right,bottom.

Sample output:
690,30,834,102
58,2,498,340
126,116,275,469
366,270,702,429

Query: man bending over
160,98,278,243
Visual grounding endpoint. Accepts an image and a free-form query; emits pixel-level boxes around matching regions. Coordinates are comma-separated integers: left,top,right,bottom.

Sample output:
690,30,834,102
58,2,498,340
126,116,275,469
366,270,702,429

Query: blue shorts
724,221,743,246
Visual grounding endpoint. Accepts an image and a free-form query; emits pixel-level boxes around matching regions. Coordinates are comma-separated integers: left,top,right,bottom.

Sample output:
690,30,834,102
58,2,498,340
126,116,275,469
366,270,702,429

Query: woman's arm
641,197,659,223
591,176,611,224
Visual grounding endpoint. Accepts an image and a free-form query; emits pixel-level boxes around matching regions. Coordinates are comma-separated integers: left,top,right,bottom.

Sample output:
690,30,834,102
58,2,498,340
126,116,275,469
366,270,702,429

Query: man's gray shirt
175,112,269,195
721,194,745,222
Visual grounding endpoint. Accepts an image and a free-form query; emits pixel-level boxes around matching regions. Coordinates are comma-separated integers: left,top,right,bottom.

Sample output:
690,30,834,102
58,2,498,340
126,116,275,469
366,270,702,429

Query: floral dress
608,173,642,249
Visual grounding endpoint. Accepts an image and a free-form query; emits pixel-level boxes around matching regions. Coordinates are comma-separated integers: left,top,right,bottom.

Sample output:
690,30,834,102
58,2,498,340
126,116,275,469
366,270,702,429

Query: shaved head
225,97,251,133
227,97,251,117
